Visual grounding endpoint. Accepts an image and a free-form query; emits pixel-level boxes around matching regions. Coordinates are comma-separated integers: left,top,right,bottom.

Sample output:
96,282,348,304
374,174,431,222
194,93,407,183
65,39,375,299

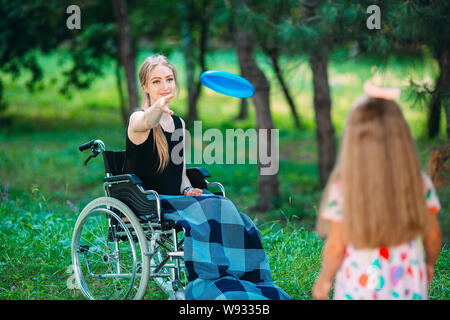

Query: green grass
0,190,447,300
0,46,448,300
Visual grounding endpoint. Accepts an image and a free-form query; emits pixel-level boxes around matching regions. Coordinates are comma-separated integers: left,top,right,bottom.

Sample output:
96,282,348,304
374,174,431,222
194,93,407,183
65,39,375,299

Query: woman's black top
125,114,183,195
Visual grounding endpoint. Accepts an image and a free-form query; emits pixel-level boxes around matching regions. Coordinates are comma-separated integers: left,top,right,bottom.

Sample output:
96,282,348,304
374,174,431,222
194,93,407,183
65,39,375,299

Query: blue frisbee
200,70,255,98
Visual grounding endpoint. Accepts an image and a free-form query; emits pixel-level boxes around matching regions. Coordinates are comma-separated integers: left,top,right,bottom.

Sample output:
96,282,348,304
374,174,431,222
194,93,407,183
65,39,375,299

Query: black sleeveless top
125,115,184,195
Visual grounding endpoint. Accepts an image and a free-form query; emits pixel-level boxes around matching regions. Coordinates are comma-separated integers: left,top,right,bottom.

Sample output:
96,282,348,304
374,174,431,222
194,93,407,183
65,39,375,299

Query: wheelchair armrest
206,181,226,197
104,174,163,222
186,167,211,190
187,167,211,178
104,174,143,185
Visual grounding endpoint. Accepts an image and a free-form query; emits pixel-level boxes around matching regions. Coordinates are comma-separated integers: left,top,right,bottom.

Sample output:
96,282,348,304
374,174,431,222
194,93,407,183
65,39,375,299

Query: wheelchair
71,139,226,300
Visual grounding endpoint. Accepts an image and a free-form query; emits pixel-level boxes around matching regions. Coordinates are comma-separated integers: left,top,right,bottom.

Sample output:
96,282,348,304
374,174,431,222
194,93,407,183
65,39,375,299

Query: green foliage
0,1,68,74
0,185,79,299
262,222,323,299
59,22,117,95
428,246,450,300
392,1,450,57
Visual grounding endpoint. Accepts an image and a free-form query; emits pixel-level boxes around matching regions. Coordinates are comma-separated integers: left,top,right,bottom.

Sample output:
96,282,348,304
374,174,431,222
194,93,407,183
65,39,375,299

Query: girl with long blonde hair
126,54,202,196
312,82,442,300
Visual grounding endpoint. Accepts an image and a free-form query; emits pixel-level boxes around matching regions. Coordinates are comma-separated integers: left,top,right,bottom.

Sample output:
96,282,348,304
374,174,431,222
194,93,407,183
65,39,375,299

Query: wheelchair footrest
168,251,184,257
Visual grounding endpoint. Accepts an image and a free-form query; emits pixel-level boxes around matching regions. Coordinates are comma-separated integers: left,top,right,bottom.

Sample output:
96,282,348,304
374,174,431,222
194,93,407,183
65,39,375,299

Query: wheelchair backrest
102,150,160,220
103,150,126,176
102,149,211,191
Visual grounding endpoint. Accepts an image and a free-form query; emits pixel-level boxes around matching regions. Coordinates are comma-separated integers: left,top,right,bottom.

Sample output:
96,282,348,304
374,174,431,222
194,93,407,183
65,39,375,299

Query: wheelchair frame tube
205,180,226,197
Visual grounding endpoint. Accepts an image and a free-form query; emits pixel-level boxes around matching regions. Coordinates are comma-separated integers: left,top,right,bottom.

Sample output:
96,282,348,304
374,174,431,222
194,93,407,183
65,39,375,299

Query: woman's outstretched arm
129,94,174,133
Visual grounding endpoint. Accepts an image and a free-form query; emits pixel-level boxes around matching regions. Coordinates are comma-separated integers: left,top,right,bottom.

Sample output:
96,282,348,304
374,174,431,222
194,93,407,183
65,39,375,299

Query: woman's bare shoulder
128,110,149,132
127,110,151,145
129,109,145,122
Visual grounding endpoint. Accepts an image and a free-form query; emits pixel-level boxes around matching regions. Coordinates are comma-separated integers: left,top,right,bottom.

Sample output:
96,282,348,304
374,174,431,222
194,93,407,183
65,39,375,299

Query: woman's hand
312,276,332,300
186,188,203,196
153,94,174,115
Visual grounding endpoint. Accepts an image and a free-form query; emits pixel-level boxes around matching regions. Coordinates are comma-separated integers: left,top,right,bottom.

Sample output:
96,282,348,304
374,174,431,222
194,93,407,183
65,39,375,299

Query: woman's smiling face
147,64,176,104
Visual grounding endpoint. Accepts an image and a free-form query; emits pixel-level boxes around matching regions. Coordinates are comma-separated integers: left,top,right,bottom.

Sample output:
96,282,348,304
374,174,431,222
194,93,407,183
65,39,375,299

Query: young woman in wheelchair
123,54,289,300
71,55,289,301
126,54,202,198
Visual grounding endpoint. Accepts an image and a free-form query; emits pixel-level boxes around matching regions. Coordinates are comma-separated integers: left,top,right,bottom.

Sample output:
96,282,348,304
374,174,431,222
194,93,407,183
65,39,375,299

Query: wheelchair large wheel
71,197,150,300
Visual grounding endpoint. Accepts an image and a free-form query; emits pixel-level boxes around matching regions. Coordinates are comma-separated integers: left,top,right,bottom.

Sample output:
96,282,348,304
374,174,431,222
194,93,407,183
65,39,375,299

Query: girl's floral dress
321,173,441,300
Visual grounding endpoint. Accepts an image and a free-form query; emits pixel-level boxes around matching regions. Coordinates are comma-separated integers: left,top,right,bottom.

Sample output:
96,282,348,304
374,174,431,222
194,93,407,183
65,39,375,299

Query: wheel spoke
73,204,144,300
72,198,188,300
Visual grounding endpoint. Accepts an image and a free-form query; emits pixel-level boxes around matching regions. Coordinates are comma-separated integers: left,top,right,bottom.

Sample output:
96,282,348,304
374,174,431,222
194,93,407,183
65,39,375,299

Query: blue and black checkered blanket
152,190,290,300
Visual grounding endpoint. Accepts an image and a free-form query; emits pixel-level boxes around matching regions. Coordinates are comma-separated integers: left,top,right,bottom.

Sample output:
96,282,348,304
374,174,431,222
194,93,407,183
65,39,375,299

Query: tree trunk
428,47,450,139
438,47,450,140
236,98,248,120
112,0,138,116
445,98,450,140
428,75,442,138
115,59,128,126
236,28,280,213
0,79,6,113
304,0,337,187
180,2,198,125
180,0,209,127
265,46,301,129
309,52,337,187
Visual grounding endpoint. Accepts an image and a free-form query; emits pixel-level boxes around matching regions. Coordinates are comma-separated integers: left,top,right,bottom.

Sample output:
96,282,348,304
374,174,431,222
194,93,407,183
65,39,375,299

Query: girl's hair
137,54,179,173
317,95,429,248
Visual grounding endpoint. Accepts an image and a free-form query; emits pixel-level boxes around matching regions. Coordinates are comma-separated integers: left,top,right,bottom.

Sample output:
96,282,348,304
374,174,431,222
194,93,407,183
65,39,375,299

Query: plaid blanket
149,190,290,300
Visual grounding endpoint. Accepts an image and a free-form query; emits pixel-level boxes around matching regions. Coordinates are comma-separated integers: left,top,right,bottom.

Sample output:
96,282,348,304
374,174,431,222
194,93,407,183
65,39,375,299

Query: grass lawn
0,47,448,300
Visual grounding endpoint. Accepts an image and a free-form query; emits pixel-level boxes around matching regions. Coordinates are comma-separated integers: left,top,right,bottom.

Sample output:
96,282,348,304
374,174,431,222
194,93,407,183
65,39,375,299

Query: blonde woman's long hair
317,95,429,249
137,54,179,173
